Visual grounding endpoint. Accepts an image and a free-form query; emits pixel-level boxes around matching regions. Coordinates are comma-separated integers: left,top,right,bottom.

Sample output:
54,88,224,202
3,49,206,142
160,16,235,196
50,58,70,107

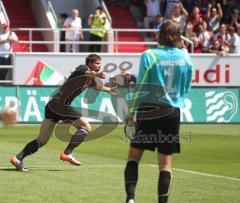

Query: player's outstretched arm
94,81,120,96
85,70,106,79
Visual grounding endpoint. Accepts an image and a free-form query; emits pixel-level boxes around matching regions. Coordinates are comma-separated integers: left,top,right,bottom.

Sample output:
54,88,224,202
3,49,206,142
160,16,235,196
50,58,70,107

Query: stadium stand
3,0,47,52
108,5,148,52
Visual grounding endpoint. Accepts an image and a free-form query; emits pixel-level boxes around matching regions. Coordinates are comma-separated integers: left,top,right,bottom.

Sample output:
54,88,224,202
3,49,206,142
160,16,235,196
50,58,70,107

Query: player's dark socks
124,160,139,202
64,127,89,155
158,170,172,203
16,138,42,161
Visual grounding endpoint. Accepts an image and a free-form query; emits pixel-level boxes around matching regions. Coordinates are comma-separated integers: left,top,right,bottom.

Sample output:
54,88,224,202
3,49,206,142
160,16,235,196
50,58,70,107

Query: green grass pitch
0,124,240,203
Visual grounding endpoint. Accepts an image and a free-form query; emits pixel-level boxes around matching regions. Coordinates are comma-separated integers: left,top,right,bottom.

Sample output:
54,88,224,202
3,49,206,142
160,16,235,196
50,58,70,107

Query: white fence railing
11,28,194,53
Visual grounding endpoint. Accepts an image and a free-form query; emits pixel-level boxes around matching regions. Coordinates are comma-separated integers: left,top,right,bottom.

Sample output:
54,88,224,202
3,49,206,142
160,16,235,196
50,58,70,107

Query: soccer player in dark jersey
124,20,193,203
10,54,119,172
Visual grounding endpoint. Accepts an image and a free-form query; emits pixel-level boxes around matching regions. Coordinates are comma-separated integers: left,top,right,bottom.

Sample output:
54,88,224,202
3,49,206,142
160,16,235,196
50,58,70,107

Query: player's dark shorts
130,104,180,155
45,100,82,123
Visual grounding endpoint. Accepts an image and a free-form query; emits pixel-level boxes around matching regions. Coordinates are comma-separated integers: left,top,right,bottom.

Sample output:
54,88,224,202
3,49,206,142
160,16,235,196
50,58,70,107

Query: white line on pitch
1,164,240,183
172,168,240,182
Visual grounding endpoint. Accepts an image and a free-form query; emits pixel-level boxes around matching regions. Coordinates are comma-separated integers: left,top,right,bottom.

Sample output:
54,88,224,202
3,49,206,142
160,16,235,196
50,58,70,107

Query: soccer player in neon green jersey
124,20,193,203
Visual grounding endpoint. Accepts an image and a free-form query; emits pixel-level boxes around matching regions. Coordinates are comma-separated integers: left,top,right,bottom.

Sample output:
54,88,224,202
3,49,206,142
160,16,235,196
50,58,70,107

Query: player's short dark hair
158,20,181,48
85,54,101,65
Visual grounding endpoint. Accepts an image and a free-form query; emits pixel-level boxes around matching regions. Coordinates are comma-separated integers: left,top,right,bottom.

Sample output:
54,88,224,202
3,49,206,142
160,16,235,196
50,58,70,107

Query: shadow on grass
0,167,79,172
0,168,17,171
28,166,79,172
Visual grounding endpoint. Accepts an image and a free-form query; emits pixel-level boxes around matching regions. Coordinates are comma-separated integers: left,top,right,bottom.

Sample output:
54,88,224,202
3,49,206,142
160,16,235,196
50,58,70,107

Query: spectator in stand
188,6,203,34
88,6,107,52
184,21,197,39
198,0,211,15
224,26,240,54
0,22,18,81
214,23,230,51
206,3,223,34
170,2,188,33
184,21,197,51
192,36,203,53
64,9,84,53
153,14,164,30
209,39,228,56
229,9,240,35
198,21,213,52
143,0,161,30
164,0,180,18
57,13,69,52
218,0,234,24
153,15,164,40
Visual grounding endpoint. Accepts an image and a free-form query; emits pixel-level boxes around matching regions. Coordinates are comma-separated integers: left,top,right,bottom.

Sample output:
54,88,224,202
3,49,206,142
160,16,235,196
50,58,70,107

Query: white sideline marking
2,164,240,183
172,168,240,183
